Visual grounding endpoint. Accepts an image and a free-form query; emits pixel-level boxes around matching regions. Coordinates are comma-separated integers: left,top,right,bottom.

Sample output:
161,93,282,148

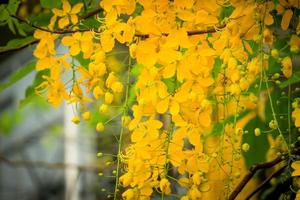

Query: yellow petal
163,63,176,78
156,98,169,114
70,14,78,25
198,112,211,128
61,36,74,46
100,31,115,52
52,8,64,16
170,101,180,115
62,0,71,12
71,3,83,14
281,9,293,30
58,16,69,29
264,13,274,25
292,161,300,170
70,43,80,55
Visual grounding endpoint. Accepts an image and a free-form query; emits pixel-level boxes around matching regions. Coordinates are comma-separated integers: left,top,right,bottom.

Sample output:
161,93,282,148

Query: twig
0,155,100,172
229,156,285,200
0,39,38,54
245,164,288,200
1,7,227,55
0,7,104,55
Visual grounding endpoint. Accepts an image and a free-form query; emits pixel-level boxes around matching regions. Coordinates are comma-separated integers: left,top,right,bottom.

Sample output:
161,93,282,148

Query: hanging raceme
21,0,300,199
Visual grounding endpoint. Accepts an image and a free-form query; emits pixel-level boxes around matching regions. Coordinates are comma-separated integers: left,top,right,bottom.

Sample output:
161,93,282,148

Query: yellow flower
96,122,105,132
71,116,80,124
159,178,171,194
242,143,250,152
292,108,300,127
99,104,109,113
281,56,292,78
122,189,136,200
61,32,94,57
254,128,261,136
82,111,91,121
292,161,300,176
50,0,83,29
104,92,114,104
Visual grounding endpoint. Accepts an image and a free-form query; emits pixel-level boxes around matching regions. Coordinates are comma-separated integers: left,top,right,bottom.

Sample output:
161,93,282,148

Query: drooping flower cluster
31,0,300,199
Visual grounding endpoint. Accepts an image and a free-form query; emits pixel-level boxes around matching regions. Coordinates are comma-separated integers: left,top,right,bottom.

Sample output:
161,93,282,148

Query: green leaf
212,57,222,79
127,82,136,107
242,116,269,168
79,18,101,29
7,18,16,34
74,52,90,67
30,12,52,27
130,63,143,76
162,77,176,94
6,0,20,14
19,69,50,108
0,36,36,53
279,71,300,89
0,7,9,22
210,110,250,137
0,61,35,92
40,0,62,9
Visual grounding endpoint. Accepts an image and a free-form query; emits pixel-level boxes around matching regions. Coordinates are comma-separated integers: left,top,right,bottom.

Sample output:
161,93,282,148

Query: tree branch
245,164,288,200
229,156,285,200
0,38,38,54
0,155,100,172
2,6,227,55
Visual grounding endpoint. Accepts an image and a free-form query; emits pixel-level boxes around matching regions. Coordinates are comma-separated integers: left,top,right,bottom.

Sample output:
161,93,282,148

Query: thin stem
113,57,131,200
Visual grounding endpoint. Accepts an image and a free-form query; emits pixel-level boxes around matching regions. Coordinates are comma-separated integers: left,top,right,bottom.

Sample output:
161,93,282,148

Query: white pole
64,103,79,200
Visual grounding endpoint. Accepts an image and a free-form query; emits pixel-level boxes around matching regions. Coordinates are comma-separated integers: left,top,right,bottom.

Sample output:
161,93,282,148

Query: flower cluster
32,0,300,199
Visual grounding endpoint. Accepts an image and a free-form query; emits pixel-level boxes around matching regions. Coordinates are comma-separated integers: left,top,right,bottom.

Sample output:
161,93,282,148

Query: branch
229,156,285,200
134,23,226,38
0,7,104,55
245,164,287,200
0,38,38,54
2,6,227,55
0,155,100,172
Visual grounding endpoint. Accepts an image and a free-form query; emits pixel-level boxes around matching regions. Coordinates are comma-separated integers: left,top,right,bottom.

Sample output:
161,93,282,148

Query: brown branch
245,164,288,200
229,156,285,200
0,7,104,55
80,7,103,19
0,38,38,54
2,6,227,55
0,155,100,172
134,23,226,38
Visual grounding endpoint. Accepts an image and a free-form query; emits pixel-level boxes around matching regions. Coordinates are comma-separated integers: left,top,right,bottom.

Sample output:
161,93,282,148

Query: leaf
79,18,101,29
279,71,300,89
212,57,222,79
210,110,250,137
7,17,16,34
6,0,20,14
0,36,36,53
0,61,35,92
40,0,62,9
30,12,52,27
74,52,90,67
19,69,50,108
130,63,143,76
242,116,269,168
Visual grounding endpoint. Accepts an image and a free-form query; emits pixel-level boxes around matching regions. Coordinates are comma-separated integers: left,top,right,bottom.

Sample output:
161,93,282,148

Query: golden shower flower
49,0,83,29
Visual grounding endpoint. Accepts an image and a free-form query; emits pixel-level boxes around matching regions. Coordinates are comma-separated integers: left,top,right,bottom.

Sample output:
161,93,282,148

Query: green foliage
0,109,22,135
19,69,49,108
0,61,35,92
242,117,270,168
0,36,36,53
40,0,62,9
